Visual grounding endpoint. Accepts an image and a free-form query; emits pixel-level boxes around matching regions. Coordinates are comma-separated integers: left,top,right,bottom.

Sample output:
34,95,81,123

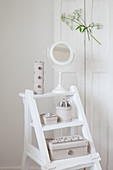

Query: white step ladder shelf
41,119,84,131
19,91,75,99
19,85,102,170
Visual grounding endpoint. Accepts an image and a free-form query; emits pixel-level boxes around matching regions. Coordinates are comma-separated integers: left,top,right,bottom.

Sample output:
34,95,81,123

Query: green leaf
87,30,90,40
75,26,80,30
79,27,82,32
83,27,86,32
89,29,92,33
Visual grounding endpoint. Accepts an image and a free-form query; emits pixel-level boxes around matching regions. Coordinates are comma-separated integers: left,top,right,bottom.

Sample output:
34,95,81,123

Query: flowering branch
61,9,103,45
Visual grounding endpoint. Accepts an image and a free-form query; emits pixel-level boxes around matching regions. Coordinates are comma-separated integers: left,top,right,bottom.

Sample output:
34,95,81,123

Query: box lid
43,113,57,119
47,135,88,150
56,99,72,110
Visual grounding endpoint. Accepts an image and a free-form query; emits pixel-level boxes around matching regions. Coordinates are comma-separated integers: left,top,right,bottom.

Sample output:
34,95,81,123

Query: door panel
53,0,85,103
91,73,109,169
86,0,113,170
53,0,113,169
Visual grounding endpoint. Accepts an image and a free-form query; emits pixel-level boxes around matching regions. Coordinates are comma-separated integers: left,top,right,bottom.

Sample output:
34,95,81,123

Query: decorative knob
68,150,73,155
38,76,42,79
38,67,42,70
37,85,41,88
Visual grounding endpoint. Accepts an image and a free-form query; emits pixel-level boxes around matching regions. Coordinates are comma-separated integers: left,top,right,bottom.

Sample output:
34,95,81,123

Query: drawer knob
38,67,42,70
37,85,41,88
38,76,42,79
68,150,73,155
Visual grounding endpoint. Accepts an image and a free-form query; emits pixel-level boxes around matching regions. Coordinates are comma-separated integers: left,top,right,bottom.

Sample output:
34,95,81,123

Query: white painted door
53,0,113,170
86,0,113,170
53,0,85,104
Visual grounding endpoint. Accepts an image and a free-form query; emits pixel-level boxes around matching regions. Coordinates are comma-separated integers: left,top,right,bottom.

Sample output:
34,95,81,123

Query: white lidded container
34,61,44,94
56,99,72,122
47,135,88,161
40,113,58,125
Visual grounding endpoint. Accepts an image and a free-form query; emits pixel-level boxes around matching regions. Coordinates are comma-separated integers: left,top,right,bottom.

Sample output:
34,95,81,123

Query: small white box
56,99,72,122
41,113,58,125
47,135,88,160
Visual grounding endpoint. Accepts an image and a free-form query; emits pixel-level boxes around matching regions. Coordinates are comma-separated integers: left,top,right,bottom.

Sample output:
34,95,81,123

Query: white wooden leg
41,168,47,170
41,166,55,170
21,98,32,170
21,152,28,170
90,162,102,170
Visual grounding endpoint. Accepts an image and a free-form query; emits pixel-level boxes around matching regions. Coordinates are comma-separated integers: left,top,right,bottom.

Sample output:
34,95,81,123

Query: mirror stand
53,71,68,93
48,41,74,93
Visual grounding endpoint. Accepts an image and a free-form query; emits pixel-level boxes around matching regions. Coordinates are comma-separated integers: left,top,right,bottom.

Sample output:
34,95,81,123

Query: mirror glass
53,43,70,63
48,41,74,93
50,41,73,66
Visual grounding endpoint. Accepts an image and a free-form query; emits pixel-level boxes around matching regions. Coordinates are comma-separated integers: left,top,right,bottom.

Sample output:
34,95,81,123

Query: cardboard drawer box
40,113,58,125
47,135,88,161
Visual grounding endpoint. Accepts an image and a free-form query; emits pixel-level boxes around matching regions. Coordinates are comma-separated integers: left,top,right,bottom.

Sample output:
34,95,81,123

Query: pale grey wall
0,0,53,168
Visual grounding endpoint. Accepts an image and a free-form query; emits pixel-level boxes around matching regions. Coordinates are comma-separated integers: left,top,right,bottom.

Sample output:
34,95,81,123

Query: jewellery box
40,113,58,125
47,135,88,160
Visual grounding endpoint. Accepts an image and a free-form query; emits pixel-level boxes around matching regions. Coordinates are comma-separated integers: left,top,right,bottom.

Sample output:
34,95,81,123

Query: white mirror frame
50,41,73,66
48,41,74,93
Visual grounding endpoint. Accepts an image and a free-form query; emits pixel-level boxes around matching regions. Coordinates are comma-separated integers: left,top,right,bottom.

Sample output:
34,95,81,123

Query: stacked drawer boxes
47,135,88,160
34,61,44,94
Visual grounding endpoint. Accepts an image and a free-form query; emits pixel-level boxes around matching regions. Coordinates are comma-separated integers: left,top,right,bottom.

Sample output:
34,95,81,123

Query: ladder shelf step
50,153,101,170
34,91,76,99
42,119,84,131
19,91,76,98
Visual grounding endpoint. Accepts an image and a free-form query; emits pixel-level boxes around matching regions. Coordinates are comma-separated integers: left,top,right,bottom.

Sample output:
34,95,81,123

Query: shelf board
51,153,101,170
42,119,84,131
34,91,75,99
19,91,76,99
26,151,100,170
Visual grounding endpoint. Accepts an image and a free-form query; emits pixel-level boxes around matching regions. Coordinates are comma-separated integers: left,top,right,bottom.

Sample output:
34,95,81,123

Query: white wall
0,0,53,169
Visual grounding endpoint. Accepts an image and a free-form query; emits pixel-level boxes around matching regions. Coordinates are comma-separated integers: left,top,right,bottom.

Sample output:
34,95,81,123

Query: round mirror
50,41,73,66
48,41,74,93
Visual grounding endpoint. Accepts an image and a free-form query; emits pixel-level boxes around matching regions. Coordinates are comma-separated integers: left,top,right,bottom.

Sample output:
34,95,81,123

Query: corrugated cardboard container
47,135,88,160
40,113,58,125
